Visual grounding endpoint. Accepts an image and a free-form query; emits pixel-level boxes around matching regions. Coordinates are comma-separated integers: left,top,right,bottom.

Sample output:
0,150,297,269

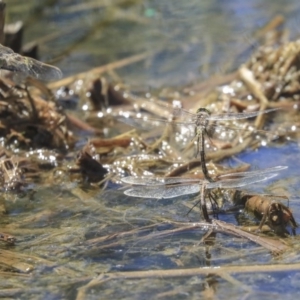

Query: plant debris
1,3,300,299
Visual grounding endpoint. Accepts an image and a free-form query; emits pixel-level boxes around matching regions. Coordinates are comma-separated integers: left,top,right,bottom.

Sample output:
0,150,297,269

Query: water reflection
4,1,300,299
6,0,300,86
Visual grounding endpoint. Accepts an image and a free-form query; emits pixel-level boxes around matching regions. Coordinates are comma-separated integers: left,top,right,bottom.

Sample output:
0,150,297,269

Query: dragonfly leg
208,190,219,218
256,206,269,232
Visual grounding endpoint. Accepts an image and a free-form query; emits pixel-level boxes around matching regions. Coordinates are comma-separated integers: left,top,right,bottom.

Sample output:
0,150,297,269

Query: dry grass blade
1,4,300,299
84,218,289,253
48,50,155,89
212,220,289,253
75,261,300,300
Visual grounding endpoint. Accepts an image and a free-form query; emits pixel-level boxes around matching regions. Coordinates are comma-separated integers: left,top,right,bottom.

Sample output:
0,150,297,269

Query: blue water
7,0,300,87
237,143,300,176
5,1,300,299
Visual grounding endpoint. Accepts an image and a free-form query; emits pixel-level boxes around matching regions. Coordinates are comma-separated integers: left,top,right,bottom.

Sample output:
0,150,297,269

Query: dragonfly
0,44,62,81
121,165,287,199
121,165,287,221
120,104,279,183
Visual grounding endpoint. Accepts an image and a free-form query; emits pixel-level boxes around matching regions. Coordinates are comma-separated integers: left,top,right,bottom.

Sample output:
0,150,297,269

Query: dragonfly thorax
195,108,210,129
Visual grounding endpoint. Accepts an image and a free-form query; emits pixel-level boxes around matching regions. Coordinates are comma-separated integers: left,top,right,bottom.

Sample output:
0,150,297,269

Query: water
6,0,300,86
4,1,300,299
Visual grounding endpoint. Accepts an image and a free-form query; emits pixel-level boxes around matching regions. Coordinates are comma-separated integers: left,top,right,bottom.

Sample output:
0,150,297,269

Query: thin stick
48,51,155,89
239,66,270,128
75,260,300,300
0,2,5,45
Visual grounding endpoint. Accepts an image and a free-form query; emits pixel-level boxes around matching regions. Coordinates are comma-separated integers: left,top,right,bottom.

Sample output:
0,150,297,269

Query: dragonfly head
196,107,211,115
195,108,211,128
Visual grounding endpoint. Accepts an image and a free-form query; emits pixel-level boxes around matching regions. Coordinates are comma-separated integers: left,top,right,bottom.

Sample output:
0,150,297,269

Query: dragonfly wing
0,44,14,56
218,166,287,179
117,113,167,129
124,184,200,199
0,46,62,81
121,176,200,186
172,107,197,120
125,186,168,198
117,113,196,131
208,173,278,189
24,58,63,81
208,108,279,121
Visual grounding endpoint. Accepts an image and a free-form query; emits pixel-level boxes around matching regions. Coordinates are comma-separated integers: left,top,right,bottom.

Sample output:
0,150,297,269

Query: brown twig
0,2,5,45
48,51,155,89
75,259,300,300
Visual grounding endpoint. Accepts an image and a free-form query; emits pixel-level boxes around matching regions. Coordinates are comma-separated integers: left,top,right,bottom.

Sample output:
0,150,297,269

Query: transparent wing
117,112,196,128
124,184,200,199
121,176,200,186
22,57,63,81
206,122,270,135
137,101,197,122
207,173,278,189
0,44,62,81
207,108,279,121
218,166,287,179
170,107,278,122
172,107,198,120
122,166,286,186
122,166,282,199
118,107,279,131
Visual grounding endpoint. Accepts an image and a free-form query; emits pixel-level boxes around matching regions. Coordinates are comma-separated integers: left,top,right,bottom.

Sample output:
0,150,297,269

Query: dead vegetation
0,2,300,299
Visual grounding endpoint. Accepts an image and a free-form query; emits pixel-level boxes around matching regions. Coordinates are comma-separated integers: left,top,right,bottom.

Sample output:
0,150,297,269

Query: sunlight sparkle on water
172,99,182,108
161,141,171,150
222,85,234,95
75,79,83,91
142,170,153,176
49,155,56,162
120,111,130,118
261,140,267,146
220,132,227,138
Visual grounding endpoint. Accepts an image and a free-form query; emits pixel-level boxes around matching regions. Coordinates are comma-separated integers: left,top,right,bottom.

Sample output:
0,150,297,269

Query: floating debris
70,142,108,183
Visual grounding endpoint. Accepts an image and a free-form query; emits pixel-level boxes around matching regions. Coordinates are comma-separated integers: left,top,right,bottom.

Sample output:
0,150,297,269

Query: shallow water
4,0,300,299
7,0,300,85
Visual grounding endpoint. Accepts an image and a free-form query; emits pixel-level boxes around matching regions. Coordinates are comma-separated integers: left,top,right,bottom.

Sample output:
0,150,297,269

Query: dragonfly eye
196,108,211,115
